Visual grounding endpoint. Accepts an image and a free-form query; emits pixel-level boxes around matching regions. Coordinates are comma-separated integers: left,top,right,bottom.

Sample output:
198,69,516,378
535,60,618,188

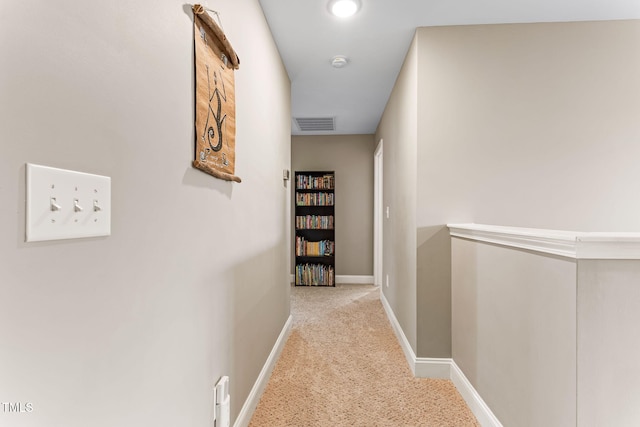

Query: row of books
296,174,335,190
295,263,335,286
295,237,335,257
296,192,335,206
295,215,334,230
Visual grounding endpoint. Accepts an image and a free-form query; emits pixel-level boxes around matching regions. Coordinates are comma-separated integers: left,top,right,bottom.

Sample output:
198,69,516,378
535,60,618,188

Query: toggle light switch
26,163,111,242
50,197,62,212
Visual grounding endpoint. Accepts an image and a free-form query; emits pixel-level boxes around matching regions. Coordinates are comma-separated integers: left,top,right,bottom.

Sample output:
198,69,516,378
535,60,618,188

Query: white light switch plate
26,163,111,242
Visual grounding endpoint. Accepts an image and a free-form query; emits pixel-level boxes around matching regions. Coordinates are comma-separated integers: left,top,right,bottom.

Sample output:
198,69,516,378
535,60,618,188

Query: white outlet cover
26,163,111,242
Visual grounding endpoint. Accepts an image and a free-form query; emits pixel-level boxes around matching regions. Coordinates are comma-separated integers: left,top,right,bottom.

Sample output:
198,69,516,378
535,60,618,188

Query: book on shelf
295,263,335,286
295,236,335,257
296,174,335,190
295,192,335,206
295,215,334,230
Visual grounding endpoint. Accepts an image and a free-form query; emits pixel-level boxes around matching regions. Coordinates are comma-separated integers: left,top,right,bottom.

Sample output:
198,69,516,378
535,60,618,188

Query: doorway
373,139,383,287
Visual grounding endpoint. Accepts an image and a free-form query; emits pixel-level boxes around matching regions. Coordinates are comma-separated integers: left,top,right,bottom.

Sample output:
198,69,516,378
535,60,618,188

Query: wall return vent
294,117,335,132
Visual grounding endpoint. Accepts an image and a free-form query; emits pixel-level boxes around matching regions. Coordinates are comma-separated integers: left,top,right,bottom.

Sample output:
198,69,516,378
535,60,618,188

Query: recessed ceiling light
331,56,348,68
329,0,360,18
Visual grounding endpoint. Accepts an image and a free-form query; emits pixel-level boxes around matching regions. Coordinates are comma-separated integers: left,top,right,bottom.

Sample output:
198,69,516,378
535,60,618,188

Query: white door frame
373,139,383,287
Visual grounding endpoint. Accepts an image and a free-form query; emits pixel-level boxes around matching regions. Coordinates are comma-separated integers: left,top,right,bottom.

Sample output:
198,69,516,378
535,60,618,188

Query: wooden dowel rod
192,4,240,69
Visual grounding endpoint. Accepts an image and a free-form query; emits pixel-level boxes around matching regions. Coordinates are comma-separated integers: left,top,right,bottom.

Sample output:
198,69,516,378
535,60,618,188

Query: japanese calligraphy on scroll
192,4,241,183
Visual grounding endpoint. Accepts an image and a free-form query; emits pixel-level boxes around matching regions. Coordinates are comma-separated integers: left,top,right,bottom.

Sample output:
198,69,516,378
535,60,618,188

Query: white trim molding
379,289,416,374
450,362,504,427
336,275,374,284
415,357,452,379
379,289,502,426
234,315,293,427
448,223,640,260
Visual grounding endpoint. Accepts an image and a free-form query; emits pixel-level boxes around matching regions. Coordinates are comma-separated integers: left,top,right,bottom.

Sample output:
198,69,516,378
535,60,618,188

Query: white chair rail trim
447,223,640,260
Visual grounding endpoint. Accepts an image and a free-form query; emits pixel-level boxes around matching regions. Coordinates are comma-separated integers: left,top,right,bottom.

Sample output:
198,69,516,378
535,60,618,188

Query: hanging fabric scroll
192,4,241,182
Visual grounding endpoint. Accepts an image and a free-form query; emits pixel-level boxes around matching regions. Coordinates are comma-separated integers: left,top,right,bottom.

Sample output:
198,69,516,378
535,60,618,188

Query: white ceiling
258,0,640,135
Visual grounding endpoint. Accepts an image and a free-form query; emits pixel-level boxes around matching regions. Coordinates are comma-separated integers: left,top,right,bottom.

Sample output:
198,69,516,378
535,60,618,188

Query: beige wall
420,21,640,425
452,233,640,426
577,260,640,425
416,20,640,358
452,238,577,426
415,20,640,232
0,1,291,426
291,134,375,276
375,37,419,351
377,20,640,359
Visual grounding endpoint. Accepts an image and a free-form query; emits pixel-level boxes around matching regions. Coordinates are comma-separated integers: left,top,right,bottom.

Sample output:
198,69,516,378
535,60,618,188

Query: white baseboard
379,290,501,427
336,275,374,284
379,290,417,375
289,274,374,285
234,315,293,427
450,362,503,427
415,357,452,379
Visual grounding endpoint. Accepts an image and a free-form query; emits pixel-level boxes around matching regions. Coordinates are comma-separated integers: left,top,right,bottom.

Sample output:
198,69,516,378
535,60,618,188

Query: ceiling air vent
294,117,335,132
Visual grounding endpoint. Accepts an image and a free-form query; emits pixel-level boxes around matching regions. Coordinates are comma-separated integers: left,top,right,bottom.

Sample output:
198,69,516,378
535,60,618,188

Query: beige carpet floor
249,284,480,427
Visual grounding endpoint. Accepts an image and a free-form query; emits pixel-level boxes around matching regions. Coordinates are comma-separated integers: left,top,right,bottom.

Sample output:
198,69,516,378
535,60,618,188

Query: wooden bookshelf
294,171,335,286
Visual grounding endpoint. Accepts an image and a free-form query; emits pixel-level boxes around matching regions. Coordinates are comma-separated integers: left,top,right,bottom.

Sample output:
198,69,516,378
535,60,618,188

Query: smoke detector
331,56,348,68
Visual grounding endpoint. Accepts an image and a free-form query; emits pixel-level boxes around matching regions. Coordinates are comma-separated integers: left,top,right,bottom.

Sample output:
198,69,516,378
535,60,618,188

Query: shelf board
295,256,335,260
295,284,335,287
